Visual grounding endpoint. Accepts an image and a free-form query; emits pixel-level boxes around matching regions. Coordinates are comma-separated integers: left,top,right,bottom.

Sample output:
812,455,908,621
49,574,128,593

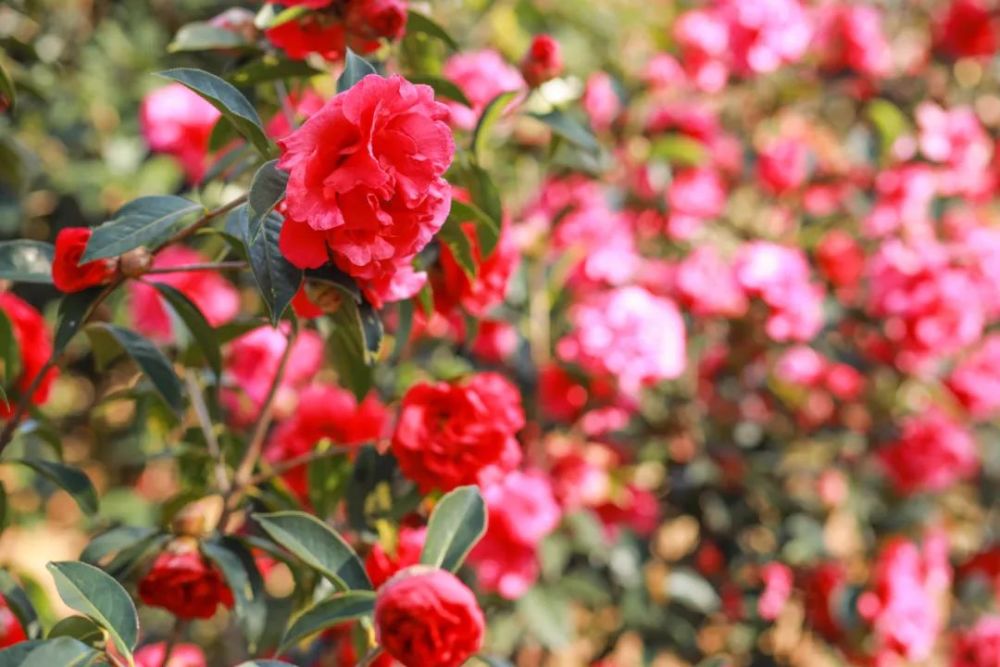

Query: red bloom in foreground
278,75,454,300
391,373,524,492
0,293,57,418
521,34,563,87
374,567,485,667
138,540,234,620
52,228,117,293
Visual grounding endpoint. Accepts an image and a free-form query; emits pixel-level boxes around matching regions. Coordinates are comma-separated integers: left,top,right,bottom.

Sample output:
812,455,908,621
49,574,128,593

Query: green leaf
202,538,266,652
648,134,705,167
88,324,184,413
0,570,40,639
158,68,273,157
405,11,459,50
254,511,372,591
82,196,203,262
47,616,104,645
0,641,41,667
151,283,222,377
0,241,54,284
0,61,14,112
420,485,487,572
450,199,499,258
169,22,250,52
46,561,139,664
517,588,571,649
80,526,159,566
529,110,599,152
247,160,289,242
0,309,21,389
20,637,101,667
472,91,520,161
407,75,471,107
254,4,310,29
437,217,476,279
454,162,503,253
337,49,378,93
229,58,322,86
11,460,99,515
243,209,302,326
54,288,102,354
279,590,375,652
867,98,911,159
326,296,377,401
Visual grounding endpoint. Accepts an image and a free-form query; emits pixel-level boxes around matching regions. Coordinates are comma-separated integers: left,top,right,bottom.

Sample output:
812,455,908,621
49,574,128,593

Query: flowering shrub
0,0,999,665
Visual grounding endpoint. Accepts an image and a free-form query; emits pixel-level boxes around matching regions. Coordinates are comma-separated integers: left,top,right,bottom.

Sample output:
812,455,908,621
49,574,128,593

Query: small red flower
138,539,234,620
51,228,118,293
0,595,26,649
374,567,485,667
0,293,57,417
521,34,564,87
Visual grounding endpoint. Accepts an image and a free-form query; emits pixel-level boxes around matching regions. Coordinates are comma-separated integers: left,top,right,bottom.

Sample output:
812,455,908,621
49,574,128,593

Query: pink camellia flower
582,72,621,132
947,335,1000,420
520,34,563,88
878,409,979,494
140,84,221,182
468,470,561,598
129,246,240,343
863,163,938,238
674,246,748,318
722,0,813,76
221,325,324,427
442,50,524,130
936,0,999,59
365,525,427,589
552,204,640,287
758,562,793,621
135,642,206,667
374,567,485,667
277,75,454,305
264,383,389,500
756,138,809,195
814,3,892,78
642,53,686,90
557,286,686,397
774,346,826,387
953,615,1000,667
815,229,865,289
733,241,825,342
916,103,993,199
666,167,726,238
674,9,730,92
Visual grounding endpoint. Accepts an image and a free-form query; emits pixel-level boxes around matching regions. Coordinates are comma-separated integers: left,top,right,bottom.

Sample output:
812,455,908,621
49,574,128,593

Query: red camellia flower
391,372,524,492
138,539,234,620
878,409,979,494
345,0,408,52
521,34,564,87
365,525,427,589
266,14,346,61
277,75,454,304
51,227,118,293
0,293,57,418
936,0,999,59
374,566,485,667
953,615,1000,667
434,216,519,317
0,595,26,648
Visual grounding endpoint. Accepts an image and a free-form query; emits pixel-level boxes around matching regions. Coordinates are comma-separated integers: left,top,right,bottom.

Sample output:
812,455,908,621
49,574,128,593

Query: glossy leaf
0,241,54,284
472,91,520,161
450,199,499,258
202,538,266,651
279,590,375,652
158,68,273,156
11,460,99,515
169,22,250,52
82,196,202,262
152,283,222,377
89,324,184,413
255,511,372,591
247,160,289,242
243,208,302,325
47,561,139,663
406,11,459,50
80,526,159,566
437,217,476,279
47,616,104,645
337,49,377,93
54,289,101,354
420,485,487,572
529,110,599,152
0,570,40,639
20,637,100,667
229,58,322,86
326,295,376,401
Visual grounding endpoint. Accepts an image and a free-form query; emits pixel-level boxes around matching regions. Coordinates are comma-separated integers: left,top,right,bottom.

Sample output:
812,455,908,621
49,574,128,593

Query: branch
184,374,231,493
245,444,352,488
145,261,246,275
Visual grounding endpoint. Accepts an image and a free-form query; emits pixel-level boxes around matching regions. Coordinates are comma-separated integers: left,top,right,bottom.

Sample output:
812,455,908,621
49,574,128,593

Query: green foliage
82,196,202,262
420,486,487,572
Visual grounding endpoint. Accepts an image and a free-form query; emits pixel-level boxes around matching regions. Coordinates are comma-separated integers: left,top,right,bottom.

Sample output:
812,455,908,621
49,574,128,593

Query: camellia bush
1,0,1000,665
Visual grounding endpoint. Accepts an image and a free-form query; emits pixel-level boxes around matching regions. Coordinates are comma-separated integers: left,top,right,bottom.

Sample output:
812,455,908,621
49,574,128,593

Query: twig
146,261,246,275
246,445,352,487
184,374,230,493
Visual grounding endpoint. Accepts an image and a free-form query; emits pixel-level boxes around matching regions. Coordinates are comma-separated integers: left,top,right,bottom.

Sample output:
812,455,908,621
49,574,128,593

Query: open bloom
278,75,454,303
138,539,234,620
52,227,117,293
443,50,524,130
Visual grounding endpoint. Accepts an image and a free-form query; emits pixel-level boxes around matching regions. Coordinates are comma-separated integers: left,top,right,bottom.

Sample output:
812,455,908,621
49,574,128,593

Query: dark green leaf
450,199,499,258
337,49,378,93
89,324,184,413
254,511,372,591
80,526,159,566
0,241,53,284
472,91,520,161
420,485,487,572
0,61,14,112
202,538,266,651
0,309,21,390
247,160,289,242
405,11,459,50
307,449,351,520
82,196,202,262
169,22,250,52
407,75,470,106
437,217,476,279
20,637,100,667
279,591,375,652
0,570,40,639
54,289,101,353
46,561,139,661
243,209,302,325
158,68,273,156
152,283,222,377
47,616,104,645
391,299,414,362
529,110,599,152
517,588,571,649
11,460,98,515
229,58,322,86
0,641,40,667
326,296,375,401
455,162,503,252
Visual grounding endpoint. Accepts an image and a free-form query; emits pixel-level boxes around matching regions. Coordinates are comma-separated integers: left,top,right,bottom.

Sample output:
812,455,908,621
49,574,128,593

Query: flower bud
170,495,224,537
119,247,153,278
521,34,563,88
